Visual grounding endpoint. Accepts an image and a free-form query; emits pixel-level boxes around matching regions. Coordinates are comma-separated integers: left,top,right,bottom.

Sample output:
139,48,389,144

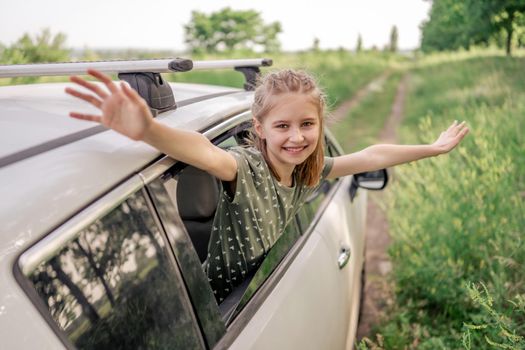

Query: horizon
0,0,431,52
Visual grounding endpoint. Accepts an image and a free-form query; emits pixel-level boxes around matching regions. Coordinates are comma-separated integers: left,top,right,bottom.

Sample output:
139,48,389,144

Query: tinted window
27,190,204,350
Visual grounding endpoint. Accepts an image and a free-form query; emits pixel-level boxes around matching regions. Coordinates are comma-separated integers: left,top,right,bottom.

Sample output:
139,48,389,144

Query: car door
312,133,367,349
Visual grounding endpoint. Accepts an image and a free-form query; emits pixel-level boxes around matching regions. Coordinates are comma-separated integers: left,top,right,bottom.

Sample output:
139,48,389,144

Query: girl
66,69,469,302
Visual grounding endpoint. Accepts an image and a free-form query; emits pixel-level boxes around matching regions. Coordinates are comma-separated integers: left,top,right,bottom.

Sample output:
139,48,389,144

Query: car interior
176,163,257,319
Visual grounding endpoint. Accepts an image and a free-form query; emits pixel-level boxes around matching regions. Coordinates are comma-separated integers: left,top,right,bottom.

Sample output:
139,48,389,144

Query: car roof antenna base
118,72,176,117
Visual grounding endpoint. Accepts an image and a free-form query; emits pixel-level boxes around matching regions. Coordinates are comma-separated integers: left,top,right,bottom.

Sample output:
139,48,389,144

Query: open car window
226,132,344,322
141,120,346,338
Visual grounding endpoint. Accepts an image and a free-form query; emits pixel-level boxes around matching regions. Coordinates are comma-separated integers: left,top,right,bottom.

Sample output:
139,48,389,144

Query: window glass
27,190,204,350
294,137,340,232
148,175,226,347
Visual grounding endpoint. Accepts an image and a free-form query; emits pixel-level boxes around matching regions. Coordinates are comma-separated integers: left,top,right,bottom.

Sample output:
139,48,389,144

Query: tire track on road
329,71,391,124
356,73,410,343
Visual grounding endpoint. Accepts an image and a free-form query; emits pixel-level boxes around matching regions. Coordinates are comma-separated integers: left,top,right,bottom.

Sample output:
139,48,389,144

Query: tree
311,37,320,52
1,28,69,64
356,33,363,52
421,0,525,55
389,25,399,52
420,0,471,52
467,0,525,56
184,7,282,53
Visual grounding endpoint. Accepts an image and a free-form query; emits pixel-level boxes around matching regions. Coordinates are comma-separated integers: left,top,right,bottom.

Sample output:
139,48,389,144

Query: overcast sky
0,0,431,52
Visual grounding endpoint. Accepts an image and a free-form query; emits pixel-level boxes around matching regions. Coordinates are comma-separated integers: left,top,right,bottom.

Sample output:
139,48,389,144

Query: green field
360,51,525,349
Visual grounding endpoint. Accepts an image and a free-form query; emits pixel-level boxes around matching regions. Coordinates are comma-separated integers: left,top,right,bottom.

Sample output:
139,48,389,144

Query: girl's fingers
454,126,469,141
455,121,467,134
70,76,109,99
87,69,119,94
448,120,467,135
65,87,103,108
120,82,143,104
446,120,458,131
69,112,103,123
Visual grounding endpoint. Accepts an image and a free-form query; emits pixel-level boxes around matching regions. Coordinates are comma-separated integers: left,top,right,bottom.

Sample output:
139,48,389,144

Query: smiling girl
66,69,469,301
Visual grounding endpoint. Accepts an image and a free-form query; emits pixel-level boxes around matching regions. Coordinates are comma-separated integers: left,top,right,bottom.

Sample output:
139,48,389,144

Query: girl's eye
302,121,314,127
276,124,288,129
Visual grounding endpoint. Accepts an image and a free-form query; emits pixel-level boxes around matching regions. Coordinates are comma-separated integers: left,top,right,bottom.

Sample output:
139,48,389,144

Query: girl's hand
65,69,153,141
432,120,469,154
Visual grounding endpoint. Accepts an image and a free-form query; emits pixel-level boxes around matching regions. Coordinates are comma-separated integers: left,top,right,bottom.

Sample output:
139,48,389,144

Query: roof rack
0,57,272,114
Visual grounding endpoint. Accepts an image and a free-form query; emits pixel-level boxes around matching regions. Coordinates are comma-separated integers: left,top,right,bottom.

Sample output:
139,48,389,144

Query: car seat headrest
176,166,220,220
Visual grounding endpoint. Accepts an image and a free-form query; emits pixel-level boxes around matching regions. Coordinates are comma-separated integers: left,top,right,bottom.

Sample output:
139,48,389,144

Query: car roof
0,80,252,257
0,81,239,159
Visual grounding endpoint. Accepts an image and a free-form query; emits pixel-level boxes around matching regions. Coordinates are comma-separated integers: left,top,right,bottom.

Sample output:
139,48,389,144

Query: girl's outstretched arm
328,120,469,178
65,69,237,181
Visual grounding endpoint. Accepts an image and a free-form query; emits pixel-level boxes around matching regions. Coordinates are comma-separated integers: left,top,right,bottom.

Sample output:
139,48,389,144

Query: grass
360,53,525,349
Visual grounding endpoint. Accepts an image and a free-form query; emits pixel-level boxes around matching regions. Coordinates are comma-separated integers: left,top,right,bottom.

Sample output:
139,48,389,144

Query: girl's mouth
283,146,307,154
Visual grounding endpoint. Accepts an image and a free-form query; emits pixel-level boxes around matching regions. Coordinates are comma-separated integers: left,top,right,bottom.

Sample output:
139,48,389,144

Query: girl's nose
289,128,305,142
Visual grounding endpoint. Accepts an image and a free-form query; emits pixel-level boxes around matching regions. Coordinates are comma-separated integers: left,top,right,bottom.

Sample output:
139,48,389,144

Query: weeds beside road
364,53,525,350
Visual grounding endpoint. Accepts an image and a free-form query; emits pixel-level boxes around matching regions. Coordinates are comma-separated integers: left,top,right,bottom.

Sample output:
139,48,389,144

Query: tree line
5,4,521,65
0,8,404,67
421,0,525,56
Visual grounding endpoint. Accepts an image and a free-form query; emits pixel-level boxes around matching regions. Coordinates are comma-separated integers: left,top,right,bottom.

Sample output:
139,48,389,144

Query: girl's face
254,92,321,175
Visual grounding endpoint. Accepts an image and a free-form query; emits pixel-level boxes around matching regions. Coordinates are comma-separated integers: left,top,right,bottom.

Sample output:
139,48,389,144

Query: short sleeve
222,147,266,205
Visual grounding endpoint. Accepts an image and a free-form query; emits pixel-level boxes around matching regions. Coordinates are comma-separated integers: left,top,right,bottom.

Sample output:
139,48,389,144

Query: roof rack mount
0,57,273,113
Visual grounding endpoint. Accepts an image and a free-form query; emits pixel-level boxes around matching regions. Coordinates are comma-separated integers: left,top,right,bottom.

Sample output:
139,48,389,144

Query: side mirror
349,169,389,201
353,169,389,190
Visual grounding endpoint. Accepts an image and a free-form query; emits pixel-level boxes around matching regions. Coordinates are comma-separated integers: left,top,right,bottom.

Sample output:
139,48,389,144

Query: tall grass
364,55,525,349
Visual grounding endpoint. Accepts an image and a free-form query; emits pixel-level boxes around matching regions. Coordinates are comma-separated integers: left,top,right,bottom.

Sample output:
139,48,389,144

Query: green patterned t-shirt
205,146,333,302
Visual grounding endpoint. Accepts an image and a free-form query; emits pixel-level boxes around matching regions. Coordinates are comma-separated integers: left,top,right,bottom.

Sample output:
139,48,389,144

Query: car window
144,126,255,312
294,135,341,232
143,123,345,332
220,131,344,322
147,172,226,348
135,125,254,345
21,188,205,350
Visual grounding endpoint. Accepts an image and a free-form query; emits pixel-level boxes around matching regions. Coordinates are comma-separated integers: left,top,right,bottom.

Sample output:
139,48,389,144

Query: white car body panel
228,232,344,350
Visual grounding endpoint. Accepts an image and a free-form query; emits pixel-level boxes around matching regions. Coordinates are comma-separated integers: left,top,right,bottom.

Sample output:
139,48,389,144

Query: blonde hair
251,69,326,187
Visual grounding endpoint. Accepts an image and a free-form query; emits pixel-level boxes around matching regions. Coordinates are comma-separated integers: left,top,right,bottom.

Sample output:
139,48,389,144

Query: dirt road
331,73,410,342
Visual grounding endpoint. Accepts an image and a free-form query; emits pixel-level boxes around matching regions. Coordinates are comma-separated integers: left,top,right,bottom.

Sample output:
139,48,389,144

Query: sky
0,0,431,52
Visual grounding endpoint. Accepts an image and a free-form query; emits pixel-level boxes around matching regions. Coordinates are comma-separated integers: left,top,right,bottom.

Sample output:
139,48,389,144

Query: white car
0,58,387,350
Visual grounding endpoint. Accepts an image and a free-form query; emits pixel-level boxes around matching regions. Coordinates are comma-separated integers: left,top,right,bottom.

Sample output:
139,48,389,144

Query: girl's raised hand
65,69,153,141
432,120,469,154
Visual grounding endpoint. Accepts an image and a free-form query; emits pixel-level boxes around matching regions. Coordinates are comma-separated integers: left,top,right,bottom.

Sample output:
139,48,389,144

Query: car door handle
338,247,351,269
